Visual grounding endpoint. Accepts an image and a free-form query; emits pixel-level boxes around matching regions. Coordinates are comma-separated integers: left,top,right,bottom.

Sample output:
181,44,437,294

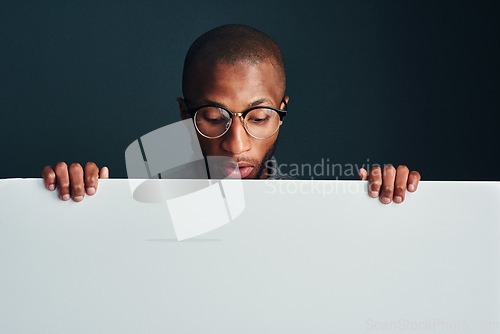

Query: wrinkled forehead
184,60,285,105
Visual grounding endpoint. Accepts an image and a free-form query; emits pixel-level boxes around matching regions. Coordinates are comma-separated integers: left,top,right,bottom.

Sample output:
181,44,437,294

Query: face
178,61,288,179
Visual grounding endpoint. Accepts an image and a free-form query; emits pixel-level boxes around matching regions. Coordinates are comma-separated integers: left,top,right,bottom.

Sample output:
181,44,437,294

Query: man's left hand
359,165,421,204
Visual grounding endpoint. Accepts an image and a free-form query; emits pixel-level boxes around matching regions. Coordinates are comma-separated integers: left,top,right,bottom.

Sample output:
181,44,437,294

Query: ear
177,97,190,120
281,96,290,109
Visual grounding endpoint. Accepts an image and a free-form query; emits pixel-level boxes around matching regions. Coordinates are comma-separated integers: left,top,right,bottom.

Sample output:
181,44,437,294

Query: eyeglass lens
194,106,281,139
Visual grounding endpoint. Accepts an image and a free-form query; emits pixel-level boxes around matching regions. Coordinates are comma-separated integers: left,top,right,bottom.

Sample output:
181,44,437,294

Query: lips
220,162,254,178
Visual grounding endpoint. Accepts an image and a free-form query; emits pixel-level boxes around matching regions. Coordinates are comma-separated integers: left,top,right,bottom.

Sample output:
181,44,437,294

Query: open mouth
220,163,254,178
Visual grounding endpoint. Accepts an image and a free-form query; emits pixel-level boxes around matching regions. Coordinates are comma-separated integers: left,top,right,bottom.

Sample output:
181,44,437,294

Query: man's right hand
41,162,109,202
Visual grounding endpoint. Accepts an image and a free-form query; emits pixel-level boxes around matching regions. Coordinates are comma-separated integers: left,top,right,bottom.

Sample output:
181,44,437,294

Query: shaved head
182,24,286,100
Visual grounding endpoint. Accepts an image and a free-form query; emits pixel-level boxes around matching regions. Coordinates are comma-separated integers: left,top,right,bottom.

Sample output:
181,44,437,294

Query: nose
220,116,251,155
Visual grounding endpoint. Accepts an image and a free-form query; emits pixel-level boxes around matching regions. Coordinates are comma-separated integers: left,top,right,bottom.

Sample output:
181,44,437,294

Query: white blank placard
0,179,499,334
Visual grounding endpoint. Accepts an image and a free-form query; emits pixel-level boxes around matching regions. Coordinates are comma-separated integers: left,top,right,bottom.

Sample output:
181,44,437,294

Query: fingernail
394,196,403,203
381,196,391,204
369,191,378,197
48,184,55,191
62,194,70,201
408,184,415,191
74,196,84,202
87,187,96,195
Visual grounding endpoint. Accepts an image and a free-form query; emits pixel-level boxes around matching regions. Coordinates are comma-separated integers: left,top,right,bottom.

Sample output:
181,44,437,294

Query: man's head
177,24,288,179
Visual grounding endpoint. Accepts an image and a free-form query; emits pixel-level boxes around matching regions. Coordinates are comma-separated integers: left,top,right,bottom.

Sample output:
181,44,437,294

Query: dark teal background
1,1,498,180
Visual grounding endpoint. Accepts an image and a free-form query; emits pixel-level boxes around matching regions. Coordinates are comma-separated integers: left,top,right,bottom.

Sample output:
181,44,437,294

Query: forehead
186,61,284,107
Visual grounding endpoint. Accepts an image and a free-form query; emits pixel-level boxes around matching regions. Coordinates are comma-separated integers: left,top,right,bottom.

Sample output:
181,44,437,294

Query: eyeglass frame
184,98,288,140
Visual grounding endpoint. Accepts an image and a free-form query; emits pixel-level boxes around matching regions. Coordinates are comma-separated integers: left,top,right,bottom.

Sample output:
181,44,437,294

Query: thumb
359,168,368,180
99,166,109,179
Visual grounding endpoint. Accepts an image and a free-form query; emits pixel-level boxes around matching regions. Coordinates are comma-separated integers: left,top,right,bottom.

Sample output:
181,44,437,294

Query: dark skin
41,60,420,203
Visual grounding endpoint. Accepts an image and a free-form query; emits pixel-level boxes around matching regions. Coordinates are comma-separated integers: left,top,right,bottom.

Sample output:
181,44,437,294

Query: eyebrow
195,99,221,106
249,98,273,107
194,98,274,108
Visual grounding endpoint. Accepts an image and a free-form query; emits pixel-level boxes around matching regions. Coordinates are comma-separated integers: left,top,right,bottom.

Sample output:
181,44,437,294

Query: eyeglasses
185,99,287,140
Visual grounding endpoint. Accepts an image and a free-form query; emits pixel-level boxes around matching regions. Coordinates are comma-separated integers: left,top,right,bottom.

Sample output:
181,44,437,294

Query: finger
368,166,382,198
407,171,421,192
54,162,71,201
359,168,368,180
84,162,100,196
393,165,410,204
69,163,85,202
380,165,396,204
99,166,109,179
41,165,56,191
